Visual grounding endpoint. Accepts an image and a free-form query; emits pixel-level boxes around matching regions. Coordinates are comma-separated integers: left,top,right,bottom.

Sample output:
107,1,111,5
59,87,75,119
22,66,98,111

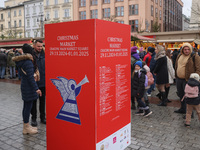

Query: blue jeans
0,66,6,78
136,98,148,110
147,73,156,94
9,66,16,78
22,100,34,123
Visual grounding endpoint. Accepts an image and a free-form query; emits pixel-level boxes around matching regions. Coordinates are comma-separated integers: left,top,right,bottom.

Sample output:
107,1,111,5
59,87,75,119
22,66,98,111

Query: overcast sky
0,0,192,17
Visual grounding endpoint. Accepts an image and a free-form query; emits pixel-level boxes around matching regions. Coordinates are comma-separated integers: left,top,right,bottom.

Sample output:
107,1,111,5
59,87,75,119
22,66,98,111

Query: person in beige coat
175,43,200,114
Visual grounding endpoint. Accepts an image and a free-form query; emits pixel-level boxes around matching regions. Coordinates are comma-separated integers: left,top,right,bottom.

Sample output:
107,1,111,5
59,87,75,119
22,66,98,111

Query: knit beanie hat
134,61,142,68
22,43,33,54
190,73,200,81
148,47,155,53
131,46,138,53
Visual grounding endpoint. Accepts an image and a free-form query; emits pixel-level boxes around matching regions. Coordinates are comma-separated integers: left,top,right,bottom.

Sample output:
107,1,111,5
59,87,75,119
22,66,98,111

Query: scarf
155,50,166,60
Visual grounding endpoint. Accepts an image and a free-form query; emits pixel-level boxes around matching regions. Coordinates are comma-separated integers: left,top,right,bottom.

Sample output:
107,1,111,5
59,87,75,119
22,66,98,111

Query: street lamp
37,15,46,37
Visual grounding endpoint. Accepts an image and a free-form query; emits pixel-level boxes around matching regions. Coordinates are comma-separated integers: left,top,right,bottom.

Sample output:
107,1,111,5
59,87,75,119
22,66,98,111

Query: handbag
21,67,40,82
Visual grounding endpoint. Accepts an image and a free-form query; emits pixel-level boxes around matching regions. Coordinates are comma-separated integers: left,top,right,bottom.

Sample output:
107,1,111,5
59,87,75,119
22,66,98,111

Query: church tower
189,0,200,30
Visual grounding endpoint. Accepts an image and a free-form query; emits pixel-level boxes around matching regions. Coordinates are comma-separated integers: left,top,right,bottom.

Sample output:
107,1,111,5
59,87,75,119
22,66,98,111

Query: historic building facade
189,0,200,30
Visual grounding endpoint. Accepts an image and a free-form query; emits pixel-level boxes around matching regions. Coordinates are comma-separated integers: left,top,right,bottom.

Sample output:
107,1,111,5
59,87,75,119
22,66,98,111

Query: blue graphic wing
51,79,70,102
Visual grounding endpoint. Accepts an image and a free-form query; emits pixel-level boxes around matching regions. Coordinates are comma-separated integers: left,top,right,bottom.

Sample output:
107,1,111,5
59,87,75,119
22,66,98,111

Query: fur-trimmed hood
180,43,193,55
12,54,33,62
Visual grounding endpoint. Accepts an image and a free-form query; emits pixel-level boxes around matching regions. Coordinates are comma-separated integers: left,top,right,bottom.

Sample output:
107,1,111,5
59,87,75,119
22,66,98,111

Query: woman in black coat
154,45,169,106
13,44,41,134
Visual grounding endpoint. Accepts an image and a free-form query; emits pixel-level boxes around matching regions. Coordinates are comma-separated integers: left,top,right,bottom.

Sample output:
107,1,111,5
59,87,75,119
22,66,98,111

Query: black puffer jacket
185,78,200,105
131,68,146,98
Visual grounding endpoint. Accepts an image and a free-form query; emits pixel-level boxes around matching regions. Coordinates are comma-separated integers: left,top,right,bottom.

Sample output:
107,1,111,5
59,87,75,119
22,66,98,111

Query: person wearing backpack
143,64,154,106
174,43,200,114
182,73,200,127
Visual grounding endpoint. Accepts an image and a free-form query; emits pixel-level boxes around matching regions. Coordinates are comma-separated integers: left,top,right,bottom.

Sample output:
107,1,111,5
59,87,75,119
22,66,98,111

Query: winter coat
175,45,200,81
131,69,146,98
139,51,147,60
166,57,175,84
154,56,169,84
7,52,16,67
0,52,7,67
13,54,39,101
33,49,45,88
184,78,200,105
172,49,179,68
131,53,140,73
149,52,156,73
143,52,152,67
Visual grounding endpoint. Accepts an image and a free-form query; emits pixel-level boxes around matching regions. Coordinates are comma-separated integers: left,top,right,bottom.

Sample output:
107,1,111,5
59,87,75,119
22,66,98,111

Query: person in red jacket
143,47,155,67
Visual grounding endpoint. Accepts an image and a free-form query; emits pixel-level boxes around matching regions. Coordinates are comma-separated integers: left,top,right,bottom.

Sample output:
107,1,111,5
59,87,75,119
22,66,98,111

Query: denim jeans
0,66,6,78
9,66,16,78
136,97,148,110
147,73,156,94
23,100,35,123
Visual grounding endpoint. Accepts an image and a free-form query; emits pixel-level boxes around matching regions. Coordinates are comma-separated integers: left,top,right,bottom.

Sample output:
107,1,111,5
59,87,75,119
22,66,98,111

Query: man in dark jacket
0,50,7,79
31,40,46,126
172,49,179,69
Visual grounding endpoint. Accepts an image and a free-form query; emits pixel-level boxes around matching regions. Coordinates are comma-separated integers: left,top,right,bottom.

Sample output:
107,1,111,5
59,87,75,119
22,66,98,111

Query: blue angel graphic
51,75,89,125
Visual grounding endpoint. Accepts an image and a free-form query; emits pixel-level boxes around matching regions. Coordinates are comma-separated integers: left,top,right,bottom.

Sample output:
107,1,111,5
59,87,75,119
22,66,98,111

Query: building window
91,0,98,5
64,0,69,3
116,20,124,24
155,0,158,3
19,32,22,38
80,0,86,7
79,11,86,20
159,10,161,20
19,10,21,16
155,8,158,17
8,11,10,17
129,20,138,32
27,31,30,37
14,21,17,27
151,20,153,31
26,7,29,15
1,24,3,31
19,20,21,27
160,0,162,6
46,0,49,6
54,10,59,18
46,11,50,20
33,6,36,13
115,6,124,17
129,4,138,15
34,31,37,37
151,5,154,16
27,19,30,27
55,0,58,5
91,9,98,19
103,0,110,3
14,10,16,17
40,5,43,12
116,0,123,1
1,14,3,20
8,21,11,28
33,18,37,26
103,8,110,18
64,9,70,17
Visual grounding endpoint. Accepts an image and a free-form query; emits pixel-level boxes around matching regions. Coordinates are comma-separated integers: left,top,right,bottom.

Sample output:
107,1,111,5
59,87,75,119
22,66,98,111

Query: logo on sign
51,75,89,125
113,137,117,144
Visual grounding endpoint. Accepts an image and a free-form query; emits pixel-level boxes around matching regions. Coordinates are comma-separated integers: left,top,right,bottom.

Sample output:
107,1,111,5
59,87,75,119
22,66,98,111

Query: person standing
31,40,46,126
13,43,41,134
7,50,16,79
0,50,7,79
154,45,169,106
174,43,200,114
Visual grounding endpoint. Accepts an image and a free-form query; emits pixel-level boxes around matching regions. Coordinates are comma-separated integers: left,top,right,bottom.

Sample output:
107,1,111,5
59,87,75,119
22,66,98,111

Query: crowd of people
131,43,200,127
0,39,46,135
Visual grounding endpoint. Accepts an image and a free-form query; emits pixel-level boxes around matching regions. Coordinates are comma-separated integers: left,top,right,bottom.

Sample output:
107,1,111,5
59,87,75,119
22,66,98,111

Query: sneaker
135,110,144,115
147,93,151,97
143,110,152,117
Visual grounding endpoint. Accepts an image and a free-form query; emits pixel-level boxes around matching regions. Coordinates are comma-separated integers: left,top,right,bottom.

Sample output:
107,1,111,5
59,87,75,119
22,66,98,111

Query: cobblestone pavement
0,80,200,150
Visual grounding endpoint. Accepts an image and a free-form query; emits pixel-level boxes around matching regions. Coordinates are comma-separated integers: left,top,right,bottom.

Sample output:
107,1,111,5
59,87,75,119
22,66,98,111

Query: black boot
156,90,162,100
165,87,172,103
157,92,167,106
131,97,136,110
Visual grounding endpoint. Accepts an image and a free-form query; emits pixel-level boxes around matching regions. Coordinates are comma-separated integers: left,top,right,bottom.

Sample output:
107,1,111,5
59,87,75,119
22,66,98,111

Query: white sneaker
147,93,151,97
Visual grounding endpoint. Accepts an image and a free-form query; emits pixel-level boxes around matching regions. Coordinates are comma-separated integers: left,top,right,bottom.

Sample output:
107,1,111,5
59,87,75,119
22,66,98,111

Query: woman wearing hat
13,44,41,134
154,45,169,106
